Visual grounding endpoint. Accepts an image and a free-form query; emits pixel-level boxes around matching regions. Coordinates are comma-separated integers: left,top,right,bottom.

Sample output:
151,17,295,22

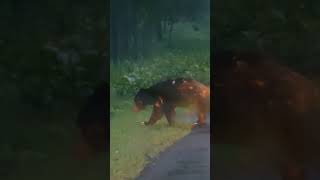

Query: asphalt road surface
136,114,210,180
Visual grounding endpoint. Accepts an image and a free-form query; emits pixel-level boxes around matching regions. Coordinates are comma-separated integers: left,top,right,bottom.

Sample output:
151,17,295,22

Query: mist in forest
110,0,210,62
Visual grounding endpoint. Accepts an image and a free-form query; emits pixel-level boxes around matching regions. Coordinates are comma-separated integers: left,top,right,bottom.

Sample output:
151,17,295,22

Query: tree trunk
120,2,130,59
131,15,138,60
110,19,118,62
156,20,163,41
110,0,119,62
162,20,167,35
168,20,174,47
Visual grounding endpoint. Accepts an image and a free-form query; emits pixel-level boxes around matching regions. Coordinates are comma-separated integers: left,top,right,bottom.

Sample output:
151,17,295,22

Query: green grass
110,96,192,180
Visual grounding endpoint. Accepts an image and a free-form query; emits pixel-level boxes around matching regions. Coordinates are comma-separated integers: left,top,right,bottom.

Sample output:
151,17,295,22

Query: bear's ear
135,88,150,98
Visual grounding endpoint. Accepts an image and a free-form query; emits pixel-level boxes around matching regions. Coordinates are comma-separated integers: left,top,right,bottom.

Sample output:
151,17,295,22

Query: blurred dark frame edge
209,0,214,179
106,0,111,179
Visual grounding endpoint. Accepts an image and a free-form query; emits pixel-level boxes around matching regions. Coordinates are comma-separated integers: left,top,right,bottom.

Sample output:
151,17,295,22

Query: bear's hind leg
194,102,207,126
164,104,176,126
197,112,206,125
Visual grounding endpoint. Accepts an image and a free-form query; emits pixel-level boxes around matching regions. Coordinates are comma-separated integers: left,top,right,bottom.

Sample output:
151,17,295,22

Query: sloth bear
133,78,210,127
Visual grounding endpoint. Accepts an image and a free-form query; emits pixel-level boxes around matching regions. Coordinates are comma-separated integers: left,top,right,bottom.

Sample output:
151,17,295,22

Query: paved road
136,114,210,180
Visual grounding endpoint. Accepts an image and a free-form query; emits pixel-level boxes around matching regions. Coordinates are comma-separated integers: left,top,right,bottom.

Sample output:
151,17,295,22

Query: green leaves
111,50,210,96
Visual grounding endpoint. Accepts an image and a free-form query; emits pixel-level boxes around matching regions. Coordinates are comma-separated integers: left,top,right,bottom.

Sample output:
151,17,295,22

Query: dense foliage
213,0,320,74
111,50,210,96
0,3,108,177
0,0,107,108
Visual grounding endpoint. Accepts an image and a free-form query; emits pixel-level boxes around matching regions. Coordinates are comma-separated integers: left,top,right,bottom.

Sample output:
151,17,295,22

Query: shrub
111,49,210,97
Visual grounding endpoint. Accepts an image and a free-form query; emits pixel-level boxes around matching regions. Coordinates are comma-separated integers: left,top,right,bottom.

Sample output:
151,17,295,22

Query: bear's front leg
144,101,164,126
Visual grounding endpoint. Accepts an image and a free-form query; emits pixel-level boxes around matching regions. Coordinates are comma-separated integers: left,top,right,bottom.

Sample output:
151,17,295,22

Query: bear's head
133,89,156,112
